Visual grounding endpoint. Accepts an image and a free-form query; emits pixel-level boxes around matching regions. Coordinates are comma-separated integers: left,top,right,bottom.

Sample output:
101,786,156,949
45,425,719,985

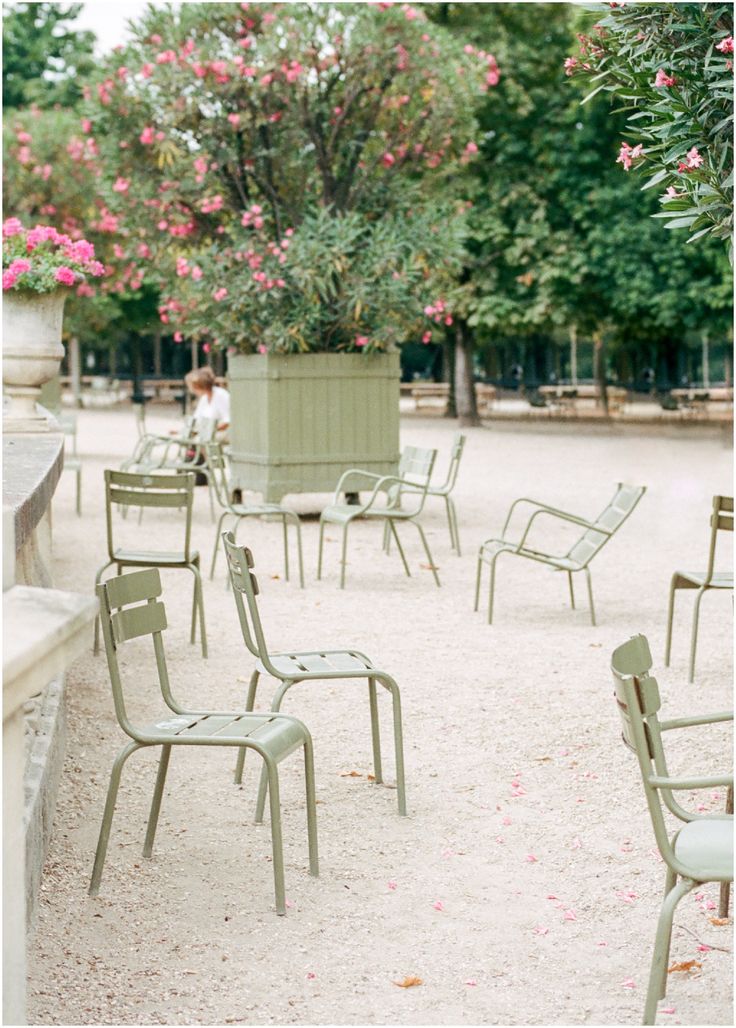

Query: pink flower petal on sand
306,971,316,979
621,978,636,990
285,898,294,909
694,892,705,901
571,837,582,850
441,848,456,858
464,979,478,986
564,909,577,921
526,854,538,863
705,900,717,910
597,941,608,948
546,894,559,901
697,944,712,952
495,836,505,844
387,880,397,891
433,900,445,912
502,816,512,826
661,1008,676,1014
532,926,549,936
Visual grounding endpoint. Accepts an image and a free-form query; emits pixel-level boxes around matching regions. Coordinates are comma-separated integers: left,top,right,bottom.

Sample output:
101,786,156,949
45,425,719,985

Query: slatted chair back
59,413,78,455
610,635,676,866
433,433,466,495
566,483,646,568
104,469,196,562
194,416,218,444
703,495,733,583
96,568,173,740
222,531,280,676
390,445,437,516
202,441,231,508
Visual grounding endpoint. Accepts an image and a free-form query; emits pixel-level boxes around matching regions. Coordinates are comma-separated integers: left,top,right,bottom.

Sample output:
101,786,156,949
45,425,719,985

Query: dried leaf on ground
668,960,702,974
710,917,730,926
340,770,362,777
393,976,423,988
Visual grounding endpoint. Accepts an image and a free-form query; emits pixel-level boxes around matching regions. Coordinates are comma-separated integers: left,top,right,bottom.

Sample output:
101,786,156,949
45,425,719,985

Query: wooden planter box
227,352,400,502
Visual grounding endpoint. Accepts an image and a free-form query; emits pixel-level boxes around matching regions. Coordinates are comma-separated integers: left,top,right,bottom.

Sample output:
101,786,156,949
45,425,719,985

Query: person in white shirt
185,366,230,433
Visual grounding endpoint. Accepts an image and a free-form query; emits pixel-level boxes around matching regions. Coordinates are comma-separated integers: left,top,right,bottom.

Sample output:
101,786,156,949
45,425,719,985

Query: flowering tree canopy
567,2,733,248
83,1,497,354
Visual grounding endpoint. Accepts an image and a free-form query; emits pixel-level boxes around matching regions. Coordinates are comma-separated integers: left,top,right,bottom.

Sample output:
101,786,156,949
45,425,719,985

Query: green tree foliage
2,2,96,109
568,2,734,246
82,1,492,354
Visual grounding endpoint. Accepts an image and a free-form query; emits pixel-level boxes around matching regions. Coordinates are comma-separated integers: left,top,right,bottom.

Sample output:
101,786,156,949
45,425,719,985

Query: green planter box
227,352,400,502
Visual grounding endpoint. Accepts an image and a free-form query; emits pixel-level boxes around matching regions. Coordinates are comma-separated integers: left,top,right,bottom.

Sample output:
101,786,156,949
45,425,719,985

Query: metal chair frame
665,494,733,683
223,533,407,818
610,635,733,1024
60,412,82,516
94,469,207,657
91,567,318,914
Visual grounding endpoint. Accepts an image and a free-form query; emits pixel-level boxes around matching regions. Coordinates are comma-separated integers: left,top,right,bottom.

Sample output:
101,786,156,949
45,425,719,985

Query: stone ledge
2,433,63,557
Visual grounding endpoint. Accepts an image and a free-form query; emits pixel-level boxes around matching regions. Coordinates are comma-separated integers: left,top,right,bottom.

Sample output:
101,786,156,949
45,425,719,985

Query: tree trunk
153,330,162,376
69,335,82,409
442,330,457,418
454,319,480,426
593,329,609,416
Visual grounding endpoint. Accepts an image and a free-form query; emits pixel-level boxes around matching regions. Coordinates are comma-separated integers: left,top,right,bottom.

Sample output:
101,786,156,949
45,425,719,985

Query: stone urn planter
227,351,400,503
3,290,66,432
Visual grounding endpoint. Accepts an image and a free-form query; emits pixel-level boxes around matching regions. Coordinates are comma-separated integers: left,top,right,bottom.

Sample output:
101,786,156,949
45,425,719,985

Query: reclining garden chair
91,567,318,914
664,494,733,683
318,445,440,588
223,533,407,817
474,482,646,625
610,635,733,1025
205,441,304,588
93,469,207,657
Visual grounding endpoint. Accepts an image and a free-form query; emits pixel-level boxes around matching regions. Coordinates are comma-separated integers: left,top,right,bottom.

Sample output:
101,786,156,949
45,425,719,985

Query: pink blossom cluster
677,146,704,171
241,203,265,230
201,194,224,214
654,69,676,87
616,141,643,171
716,36,734,54
423,298,452,326
2,219,105,291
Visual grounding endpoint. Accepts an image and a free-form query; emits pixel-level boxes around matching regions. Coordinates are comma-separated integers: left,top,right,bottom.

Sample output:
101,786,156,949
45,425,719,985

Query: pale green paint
227,352,400,503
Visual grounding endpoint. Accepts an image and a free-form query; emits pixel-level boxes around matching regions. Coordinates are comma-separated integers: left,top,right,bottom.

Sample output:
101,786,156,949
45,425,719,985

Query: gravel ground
27,407,733,1026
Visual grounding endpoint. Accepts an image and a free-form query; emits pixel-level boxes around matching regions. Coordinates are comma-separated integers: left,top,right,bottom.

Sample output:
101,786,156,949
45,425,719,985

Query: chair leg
93,560,115,655
388,520,411,577
474,551,484,612
377,673,407,817
339,521,350,589
584,566,596,627
255,680,295,823
210,511,229,580
303,736,319,877
567,571,575,610
448,496,461,556
143,745,171,858
291,515,305,589
234,670,260,785
688,587,706,684
383,520,391,553
719,784,733,918
643,877,696,1025
75,468,82,516
89,740,142,896
282,516,290,582
189,563,208,658
660,866,678,998
368,677,383,785
263,756,286,915
488,554,500,625
664,576,677,667
317,517,325,580
412,520,440,586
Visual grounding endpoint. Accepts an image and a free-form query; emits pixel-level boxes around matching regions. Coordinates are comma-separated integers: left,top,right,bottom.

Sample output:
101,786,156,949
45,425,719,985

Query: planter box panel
228,353,400,502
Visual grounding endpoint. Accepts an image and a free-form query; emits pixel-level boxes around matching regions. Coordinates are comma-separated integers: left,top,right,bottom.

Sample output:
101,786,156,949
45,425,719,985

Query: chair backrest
390,446,437,515
610,634,678,868
566,483,646,568
435,433,466,494
703,494,733,582
104,469,195,562
96,567,175,740
222,533,281,676
196,416,218,444
59,413,78,456
202,441,231,508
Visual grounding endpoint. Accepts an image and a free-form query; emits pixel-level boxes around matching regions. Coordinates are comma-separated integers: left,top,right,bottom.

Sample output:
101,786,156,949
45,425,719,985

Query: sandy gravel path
27,409,733,1026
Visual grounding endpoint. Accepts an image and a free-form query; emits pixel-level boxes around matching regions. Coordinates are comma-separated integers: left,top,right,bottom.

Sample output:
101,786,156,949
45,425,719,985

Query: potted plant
2,218,105,430
83,2,496,498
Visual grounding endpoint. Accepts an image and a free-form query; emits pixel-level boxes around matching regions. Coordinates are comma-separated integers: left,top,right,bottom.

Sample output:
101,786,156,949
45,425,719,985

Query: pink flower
3,217,24,238
421,331,432,343
3,270,18,289
306,972,316,980
382,152,396,168
202,342,211,354
665,186,685,199
464,141,478,155
616,141,643,171
87,261,105,277
81,119,92,133
228,113,241,127
654,69,676,87
139,126,155,145
564,56,578,76
149,33,162,44
464,979,478,987
8,258,31,275
716,36,734,54
173,331,183,342
686,146,704,168
155,49,177,64
15,130,32,144
141,63,154,78
355,335,369,347
387,880,397,890
191,266,203,281
213,287,228,301
113,177,130,193
54,266,76,286
432,900,445,911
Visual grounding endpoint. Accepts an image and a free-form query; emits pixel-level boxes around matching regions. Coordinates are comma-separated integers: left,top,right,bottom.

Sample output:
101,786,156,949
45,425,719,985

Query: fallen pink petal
525,854,538,863
564,910,577,921
621,979,636,990
532,926,549,935
464,979,478,987
432,900,445,912
387,880,397,891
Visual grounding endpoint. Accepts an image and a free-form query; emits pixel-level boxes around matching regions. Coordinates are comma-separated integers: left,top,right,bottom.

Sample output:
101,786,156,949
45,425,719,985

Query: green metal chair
93,469,207,658
91,567,318,915
384,433,466,555
474,482,646,625
664,494,733,683
610,635,733,1025
205,441,304,588
223,533,407,817
60,412,82,516
318,445,440,588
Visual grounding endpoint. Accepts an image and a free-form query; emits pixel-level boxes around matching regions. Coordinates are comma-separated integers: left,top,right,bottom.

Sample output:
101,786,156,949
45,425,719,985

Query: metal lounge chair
610,635,733,1024
474,482,646,625
318,445,440,588
205,441,304,588
91,567,318,914
93,469,207,657
664,494,733,683
223,533,407,817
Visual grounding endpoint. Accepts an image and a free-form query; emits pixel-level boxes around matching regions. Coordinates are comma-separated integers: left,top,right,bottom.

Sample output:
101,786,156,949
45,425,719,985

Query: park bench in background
538,384,627,415
407,381,496,415
670,387,734,418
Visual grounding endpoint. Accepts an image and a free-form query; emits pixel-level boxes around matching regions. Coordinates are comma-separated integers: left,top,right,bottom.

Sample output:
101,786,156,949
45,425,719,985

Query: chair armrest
332,468,386,500
515,507,607,552
648,773,733,791
501,497,599,539
660,711,733,731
